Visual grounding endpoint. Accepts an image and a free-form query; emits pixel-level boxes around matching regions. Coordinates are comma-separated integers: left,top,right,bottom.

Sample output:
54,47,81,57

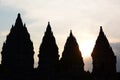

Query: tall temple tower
60,31,85,80
1,13,34,74
38,22,59,80
91,27,116,80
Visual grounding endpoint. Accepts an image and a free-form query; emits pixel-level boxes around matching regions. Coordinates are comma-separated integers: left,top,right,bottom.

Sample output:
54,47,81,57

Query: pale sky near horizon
0,0,120,71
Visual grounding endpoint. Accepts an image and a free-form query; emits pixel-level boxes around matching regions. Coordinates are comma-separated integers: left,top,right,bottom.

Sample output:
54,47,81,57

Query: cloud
111,43,120,72
0,31,9,37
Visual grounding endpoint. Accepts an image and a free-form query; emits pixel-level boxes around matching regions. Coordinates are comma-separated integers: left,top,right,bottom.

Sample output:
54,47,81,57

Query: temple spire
15,13,23,27
38,22,59,80
1,13,34,79
91,26,116,80
60,30,84,70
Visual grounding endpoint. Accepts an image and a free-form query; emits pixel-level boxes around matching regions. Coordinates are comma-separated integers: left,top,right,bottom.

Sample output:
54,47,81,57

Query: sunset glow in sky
0,0,120,71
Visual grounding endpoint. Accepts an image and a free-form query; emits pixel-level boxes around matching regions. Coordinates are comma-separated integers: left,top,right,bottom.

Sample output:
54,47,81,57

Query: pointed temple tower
60,31,85,80
38,22,59,80
1,13,34,74
91,26,116,80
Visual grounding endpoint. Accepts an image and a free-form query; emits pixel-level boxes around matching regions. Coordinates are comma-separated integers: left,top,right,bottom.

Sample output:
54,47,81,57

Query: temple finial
18,13,21,18
46,21,52,34
47,21,51,29
100,26,103,32
24,23,26,27
70,30,73,36
48,21,50,25
15,13,23,27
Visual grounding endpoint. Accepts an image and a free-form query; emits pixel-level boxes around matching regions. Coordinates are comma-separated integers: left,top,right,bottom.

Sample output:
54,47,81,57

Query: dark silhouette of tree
91,26,116,80
1,13,34,80
37,22,59,80
59,31,86,80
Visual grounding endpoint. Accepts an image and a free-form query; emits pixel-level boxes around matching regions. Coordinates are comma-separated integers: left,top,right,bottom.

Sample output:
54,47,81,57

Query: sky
0,0,120,72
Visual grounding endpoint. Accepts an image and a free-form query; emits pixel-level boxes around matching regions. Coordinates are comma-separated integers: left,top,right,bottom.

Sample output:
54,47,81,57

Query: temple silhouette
91,27,116,80
59,31,91,80
37,22,59,80
0,13,120,80
1,13,34,80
